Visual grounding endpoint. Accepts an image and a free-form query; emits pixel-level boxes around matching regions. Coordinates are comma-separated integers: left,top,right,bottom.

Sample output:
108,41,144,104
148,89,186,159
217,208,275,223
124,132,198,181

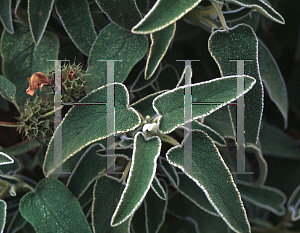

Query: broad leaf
0,0,13,33
55,0,96,55
28,0,55,45
131,201,146,233
168,192,234,233
287,184,300,221
145,179,168,233
177,173,219,216
258,39,288,128
236,181,286,216
166,130,250,233
0,199,6,233
0,152,14,165
43,83,140,176
111,132,161,226
92,175,131,233
208,23,263,144
225,0,284,24
259,120,300,159
132,0,202,34
67,143,108,199
0,74,19,111
19,178,92,233
87,23,148,92
130,90,166,119
96,0,142,31
1,21,59,105
145,23,176,79
153,75,256,133
190,120,226,146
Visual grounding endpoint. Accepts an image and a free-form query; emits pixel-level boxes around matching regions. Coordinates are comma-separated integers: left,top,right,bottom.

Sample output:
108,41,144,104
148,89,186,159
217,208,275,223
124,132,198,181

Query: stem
39,106,64,120
158,134,180,146
211,1,228,30
121,160,132,184
0,121,19,127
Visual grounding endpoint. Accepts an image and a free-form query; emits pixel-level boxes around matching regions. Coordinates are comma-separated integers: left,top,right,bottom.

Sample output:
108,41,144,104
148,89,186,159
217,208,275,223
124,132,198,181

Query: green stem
211,1,228,30
158,134,180,146
39,106,64,120
121,160,132,184
0,121,19,127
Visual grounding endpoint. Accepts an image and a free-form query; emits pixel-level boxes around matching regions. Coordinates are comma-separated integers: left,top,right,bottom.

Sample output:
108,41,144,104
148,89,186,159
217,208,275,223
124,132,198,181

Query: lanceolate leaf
87,23,148,92
55,0,96,55
225,0,285,24
0,75,19,112
28,0,55,45
166,130,250,233
145,179,168,233
95,0,142,31
67,143,109,199
177,173,219,216
190,120,226,146
19,178,92,233
0,0,13,33
0,199,6,233
111,132,161,226
1,21,59,105
208,23,263,144
132,0,203,34
145,23,176,80
43,83,140,176
258,39,288,128
0,152,14,165
153,75,256,134
236,180,286,216
287,184,300,221
158,157,179,187
150,176,166,200
92,175,131,233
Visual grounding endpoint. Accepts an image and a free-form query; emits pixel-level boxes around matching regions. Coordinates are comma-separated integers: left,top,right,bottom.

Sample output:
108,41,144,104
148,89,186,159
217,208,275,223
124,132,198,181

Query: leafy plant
0,0,299,233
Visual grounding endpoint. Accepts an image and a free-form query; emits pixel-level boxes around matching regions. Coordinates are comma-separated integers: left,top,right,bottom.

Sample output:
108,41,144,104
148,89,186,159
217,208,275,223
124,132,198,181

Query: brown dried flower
26,72,53,96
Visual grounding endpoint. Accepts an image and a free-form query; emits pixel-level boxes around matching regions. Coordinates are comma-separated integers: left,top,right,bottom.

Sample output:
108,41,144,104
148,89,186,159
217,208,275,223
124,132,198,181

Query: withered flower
26,72,53,96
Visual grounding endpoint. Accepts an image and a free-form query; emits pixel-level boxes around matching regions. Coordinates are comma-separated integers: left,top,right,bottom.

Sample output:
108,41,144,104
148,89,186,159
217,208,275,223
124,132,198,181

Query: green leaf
0,0,14,33
1,21,59,105
203,106,235,139
19,178,92,233
0,139,40,157
67,143,108,199
0,199,6,232
287,184,300,221
223,7,253,22
97,147,134,160
43,83,140,176
0,156,21,175
225,0,284,24
0,152,14,165
55,0,96,55
87,23,148,92
168,192,234,233
258,38,288,128
92,175,131,233
95,0,142,31
28,0,55,45
177,173,219,216
132,0,203,34
157,64,180,91
0,74,19,111
130,90,166,119
111,132,161,226
119,135,134,148
153,75,256,134
158,157,179,187
150,176,166,200
166,130,250,233
145,23,176,80
191,120,226,146
259,120,300,159
237,180,286,216
145,179,168,233
208,23,263,144
131,201,146,233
